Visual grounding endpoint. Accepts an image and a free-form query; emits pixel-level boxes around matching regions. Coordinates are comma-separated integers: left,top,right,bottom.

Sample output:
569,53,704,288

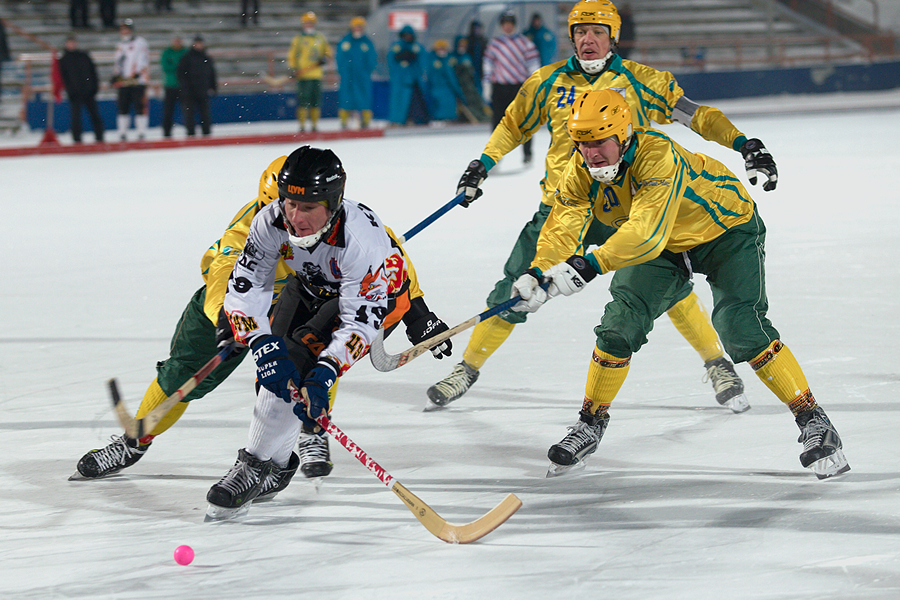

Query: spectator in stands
177,34,217,137
466,20,487,92
0,19,9,100
99,0,117,30
618,2,636,59
70,0,90,30
523,12,557,66
387,25,427,127
450,36,489,123
287,11,331,133
482,12,540,164
240,0,259,27
336,16,377,130
112,18,149,141
160,34,188,138
58,34,104,144
426,39,463,126
155,0,172,13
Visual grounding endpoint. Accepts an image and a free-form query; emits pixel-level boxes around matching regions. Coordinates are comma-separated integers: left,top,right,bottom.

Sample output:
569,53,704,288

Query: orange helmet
566,89,632,146
301,11,317,25
433,39,450,52
350,16,366,29
568,0,621,44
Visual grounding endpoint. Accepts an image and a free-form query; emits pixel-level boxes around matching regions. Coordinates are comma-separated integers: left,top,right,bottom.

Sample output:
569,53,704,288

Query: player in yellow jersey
429,0,777,412
74,155,451,483
513,89,848,479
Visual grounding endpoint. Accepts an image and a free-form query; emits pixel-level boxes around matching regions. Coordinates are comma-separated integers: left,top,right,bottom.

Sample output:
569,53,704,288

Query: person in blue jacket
336,16,378,129
425,39,463,124
522,12,557,66
388,25,426,126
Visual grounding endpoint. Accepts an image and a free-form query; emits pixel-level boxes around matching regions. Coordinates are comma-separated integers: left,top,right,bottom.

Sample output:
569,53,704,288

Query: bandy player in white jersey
112,18,150,140
206,145,445,519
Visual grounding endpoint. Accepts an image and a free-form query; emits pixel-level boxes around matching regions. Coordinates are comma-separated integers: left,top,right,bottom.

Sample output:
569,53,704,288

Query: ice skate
795,407,850,479
205,448,273,521
546,411,609,477
70,434,150,480
255,452,300,502
426,361,479,410
704,357,750,413
298,431,332,478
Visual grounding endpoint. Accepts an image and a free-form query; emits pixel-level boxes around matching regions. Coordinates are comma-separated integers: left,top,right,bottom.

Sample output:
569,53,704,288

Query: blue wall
28,59,900,131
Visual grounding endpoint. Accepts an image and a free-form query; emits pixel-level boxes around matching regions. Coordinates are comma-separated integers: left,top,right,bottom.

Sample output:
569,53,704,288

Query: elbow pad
672,96,700,127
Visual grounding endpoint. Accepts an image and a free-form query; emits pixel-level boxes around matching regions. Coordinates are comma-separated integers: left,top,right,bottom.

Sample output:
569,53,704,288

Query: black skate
298,431,333,478
704,357,750,413
70,434,150,480
796,407,850,479
426,361,479,410
256,452,300,502
546,411,610,477
205,449,273,521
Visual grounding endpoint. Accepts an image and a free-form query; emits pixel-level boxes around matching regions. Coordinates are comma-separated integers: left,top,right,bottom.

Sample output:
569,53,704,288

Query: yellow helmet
433,39,450,52
350,16,366,29
566,89,632,145
258,155,288,205
301,11,317,25
568,0,621,44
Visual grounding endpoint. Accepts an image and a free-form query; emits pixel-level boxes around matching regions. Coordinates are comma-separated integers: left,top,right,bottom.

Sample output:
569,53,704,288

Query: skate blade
423,400,448,412
546,460,587,478
204,503,252,522
68,471,89,481
809,449,851,480
724,393,751,413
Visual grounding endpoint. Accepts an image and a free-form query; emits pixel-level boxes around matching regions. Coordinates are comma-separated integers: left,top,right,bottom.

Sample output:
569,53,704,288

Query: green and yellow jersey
480,54,749,206
287,32,332,81
533,127,755,274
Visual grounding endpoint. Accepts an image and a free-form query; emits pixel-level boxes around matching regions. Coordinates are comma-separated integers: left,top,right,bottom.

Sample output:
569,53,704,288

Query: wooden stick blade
391,482,522,544
369,317,477,372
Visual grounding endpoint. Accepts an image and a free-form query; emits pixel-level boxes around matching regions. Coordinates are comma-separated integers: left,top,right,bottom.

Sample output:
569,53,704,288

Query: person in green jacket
160,34,188,138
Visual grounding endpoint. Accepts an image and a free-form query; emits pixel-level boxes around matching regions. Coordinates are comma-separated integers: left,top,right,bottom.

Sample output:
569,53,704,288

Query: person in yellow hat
287,12,332,132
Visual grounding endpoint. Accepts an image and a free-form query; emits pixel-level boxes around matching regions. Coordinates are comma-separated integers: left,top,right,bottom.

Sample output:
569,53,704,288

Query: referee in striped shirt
483,12,540,164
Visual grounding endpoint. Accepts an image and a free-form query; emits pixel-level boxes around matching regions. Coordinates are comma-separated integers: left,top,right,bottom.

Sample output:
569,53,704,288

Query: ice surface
1,93,899,599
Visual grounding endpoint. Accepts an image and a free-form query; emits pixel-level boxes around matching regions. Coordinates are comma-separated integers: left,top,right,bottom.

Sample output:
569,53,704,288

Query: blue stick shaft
400,192,465,243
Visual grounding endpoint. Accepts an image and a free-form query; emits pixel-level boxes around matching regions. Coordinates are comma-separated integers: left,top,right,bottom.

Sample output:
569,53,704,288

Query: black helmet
277,145,346,213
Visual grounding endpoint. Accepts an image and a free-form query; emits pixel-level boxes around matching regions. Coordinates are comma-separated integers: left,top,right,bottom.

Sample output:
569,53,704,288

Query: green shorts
156,286,248,402
296,79,322,108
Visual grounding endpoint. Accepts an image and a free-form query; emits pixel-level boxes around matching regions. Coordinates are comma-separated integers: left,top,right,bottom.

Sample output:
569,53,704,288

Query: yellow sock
750,340,818,415
339,109,349,127
310,107,321,127
297,107,308,125
666,291,723,363
134,379,188,441
462,315,516,370
361,110,372,127
582,347,630,416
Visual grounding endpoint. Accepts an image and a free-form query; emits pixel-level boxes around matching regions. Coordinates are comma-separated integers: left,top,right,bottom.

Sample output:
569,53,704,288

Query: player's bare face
284,199,331,236
573,24,611,61
578,137,622,168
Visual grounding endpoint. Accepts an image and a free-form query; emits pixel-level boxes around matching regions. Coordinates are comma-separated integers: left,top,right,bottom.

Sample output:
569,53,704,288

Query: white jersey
114,35,150,83
224,199,401,375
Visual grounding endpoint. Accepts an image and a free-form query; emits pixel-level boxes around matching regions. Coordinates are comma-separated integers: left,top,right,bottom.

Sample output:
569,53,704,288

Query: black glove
406,311,452,359
251,335,302,402
215,307,243,359
739,138,778,192
457,159,488,207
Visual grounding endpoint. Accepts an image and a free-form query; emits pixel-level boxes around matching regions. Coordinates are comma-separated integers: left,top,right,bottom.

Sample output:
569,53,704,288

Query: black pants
69,95,105,142
70,0,89,27
162,86,181,136
116,85,146,115
99,0,116,28
241,0,259,24
491,82,532,162
182,90,211,136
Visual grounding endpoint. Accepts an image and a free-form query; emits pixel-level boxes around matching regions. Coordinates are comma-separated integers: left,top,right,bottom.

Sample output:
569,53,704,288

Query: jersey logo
279,242,294,261
359,264,388,301
226,310,259,343
384,252,408,294
286,184,305,195
329,257,342,279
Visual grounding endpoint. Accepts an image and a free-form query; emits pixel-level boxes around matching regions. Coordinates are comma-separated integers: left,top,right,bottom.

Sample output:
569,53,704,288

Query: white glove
481,81,492,105
511,271,549,313
544,256,597,297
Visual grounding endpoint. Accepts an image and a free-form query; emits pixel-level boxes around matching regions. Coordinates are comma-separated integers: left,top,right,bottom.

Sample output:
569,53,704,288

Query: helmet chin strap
577,50,614,75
